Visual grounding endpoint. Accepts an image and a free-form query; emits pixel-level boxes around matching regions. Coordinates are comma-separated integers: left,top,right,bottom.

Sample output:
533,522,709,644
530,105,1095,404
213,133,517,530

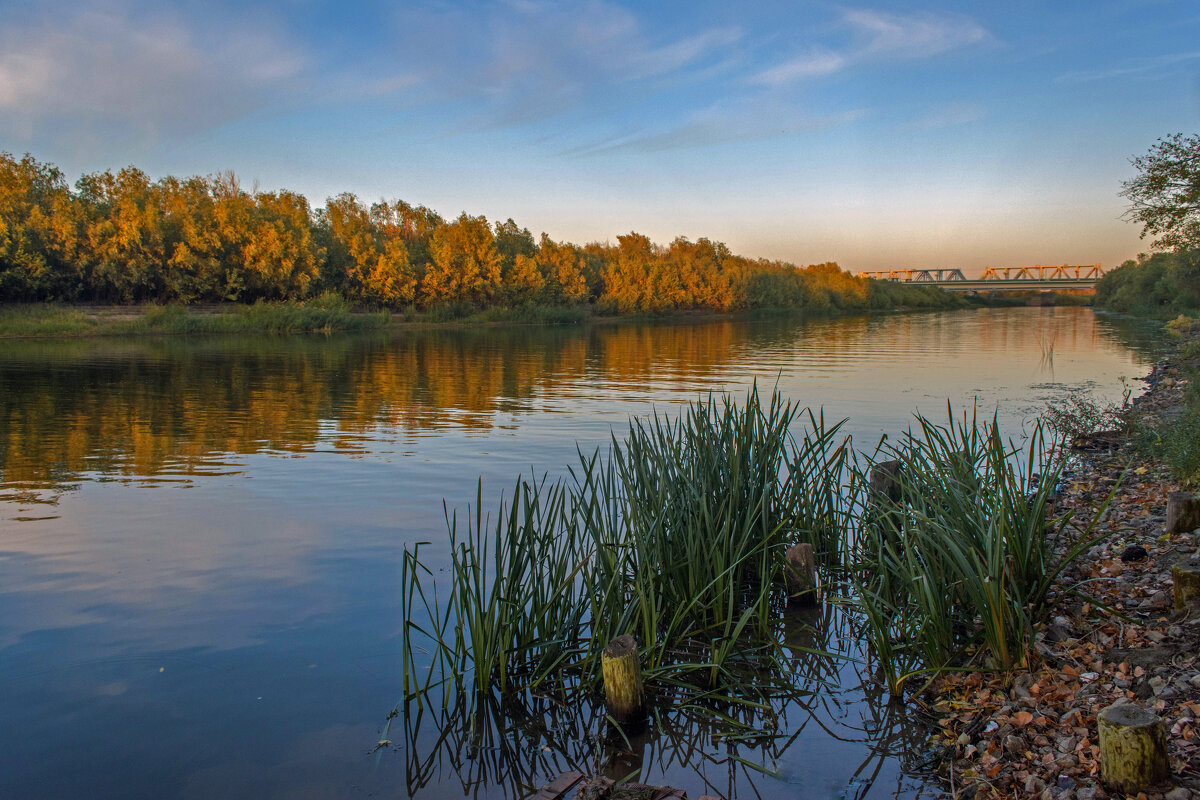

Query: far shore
0,294,1086,341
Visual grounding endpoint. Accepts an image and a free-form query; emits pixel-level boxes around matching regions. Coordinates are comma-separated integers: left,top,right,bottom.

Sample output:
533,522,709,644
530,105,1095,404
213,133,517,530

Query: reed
847,408,1112,694
401,389,1114,723
400,386,853,714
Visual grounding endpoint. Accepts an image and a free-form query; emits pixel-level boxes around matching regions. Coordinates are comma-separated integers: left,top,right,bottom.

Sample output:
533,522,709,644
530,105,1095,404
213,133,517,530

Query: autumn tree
0,153,83,300
424,213,502,307
76,167,168,302
320,193,417,306
537,234,588,303
242,189,323,300
371,199,443,274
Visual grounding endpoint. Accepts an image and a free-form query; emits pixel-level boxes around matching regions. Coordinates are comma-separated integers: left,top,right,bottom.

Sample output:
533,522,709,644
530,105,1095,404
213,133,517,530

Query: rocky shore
924,349,1200,799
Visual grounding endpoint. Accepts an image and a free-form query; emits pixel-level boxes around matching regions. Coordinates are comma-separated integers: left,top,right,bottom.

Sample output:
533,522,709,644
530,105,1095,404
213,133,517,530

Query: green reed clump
848,409,1110,694
400,387,853,710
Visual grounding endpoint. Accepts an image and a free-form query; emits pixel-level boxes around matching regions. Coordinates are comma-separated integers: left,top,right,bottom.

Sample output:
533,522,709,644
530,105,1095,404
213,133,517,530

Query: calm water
0,308,1160,799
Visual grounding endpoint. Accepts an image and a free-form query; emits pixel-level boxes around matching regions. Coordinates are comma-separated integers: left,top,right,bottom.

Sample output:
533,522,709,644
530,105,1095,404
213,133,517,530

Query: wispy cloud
385,0,741,129
1056,51,1200,83
751,50,848,87
904,102,985,131
0,4,305,151
750,8,987,87
565,102,868,156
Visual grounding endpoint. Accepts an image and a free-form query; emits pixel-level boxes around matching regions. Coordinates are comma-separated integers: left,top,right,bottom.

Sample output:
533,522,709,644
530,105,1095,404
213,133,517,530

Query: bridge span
855,264,1105,292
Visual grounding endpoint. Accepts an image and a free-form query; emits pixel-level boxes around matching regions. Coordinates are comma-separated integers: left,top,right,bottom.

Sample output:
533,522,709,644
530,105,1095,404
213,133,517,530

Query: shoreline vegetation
397,318,1200,798
0,151,960,335
0,295,976,340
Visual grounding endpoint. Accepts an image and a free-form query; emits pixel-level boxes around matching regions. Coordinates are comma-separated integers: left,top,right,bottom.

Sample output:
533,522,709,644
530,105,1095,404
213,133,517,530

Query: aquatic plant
400,386,853,712
847,409,1112,693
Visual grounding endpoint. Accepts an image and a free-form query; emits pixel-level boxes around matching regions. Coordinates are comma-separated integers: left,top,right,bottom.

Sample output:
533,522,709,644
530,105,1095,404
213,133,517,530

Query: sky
0,0,1198,274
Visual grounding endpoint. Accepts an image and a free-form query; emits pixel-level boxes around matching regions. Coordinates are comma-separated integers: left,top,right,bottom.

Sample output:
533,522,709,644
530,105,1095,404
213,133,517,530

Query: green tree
1121,133,1200,252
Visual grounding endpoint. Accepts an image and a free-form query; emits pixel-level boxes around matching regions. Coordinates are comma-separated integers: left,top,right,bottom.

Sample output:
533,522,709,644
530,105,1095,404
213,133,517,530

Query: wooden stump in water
1098,702,1169,793
784,542,817,606
601,635,644,724
1167,491,1200,534
1173,556,1200,614
868,459,903,504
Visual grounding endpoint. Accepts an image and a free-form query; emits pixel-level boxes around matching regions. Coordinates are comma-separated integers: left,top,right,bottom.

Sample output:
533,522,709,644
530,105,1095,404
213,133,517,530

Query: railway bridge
855,264,1105,292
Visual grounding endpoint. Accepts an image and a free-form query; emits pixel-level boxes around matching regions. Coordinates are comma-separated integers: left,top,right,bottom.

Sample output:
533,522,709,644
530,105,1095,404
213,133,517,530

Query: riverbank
924,326,1200,799
0,299,918,339
0,290,1075,340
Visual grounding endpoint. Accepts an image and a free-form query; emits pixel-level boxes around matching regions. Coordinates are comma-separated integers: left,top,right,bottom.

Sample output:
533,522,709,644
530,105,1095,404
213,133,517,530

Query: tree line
0,152,951,313
1096,133,1200,318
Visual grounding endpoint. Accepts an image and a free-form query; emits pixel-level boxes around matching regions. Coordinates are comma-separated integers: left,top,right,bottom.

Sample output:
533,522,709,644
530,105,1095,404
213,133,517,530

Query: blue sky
1,0,1197,273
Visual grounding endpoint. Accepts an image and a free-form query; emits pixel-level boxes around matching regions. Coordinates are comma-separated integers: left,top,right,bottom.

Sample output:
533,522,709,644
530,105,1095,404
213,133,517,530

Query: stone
1164,789,1191,800
1122,545,1150,562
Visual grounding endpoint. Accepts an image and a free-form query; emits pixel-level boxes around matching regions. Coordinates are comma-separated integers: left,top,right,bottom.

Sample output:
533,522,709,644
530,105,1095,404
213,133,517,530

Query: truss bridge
855,264,1105,292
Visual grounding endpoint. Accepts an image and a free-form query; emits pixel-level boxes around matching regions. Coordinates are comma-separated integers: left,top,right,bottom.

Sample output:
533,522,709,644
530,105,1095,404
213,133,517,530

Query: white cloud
751,50,848,87
386,1,742,128
845,9,987,58
0,5,306,150
750,7,987,87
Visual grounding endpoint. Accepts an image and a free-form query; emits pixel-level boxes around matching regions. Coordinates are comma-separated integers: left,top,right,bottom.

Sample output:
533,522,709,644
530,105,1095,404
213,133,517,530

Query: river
0,307,1161,799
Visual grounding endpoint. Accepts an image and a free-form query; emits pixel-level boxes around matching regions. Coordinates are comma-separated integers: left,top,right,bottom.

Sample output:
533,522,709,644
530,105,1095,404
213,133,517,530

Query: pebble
1004,734,1025,754
1164,789,1191,800
1057,736,1077,754
1058,775,1077,791
1149,675,1168,695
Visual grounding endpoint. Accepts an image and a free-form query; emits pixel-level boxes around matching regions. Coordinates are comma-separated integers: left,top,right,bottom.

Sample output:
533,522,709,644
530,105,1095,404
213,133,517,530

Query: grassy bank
0,299,390,338
0,293,968,340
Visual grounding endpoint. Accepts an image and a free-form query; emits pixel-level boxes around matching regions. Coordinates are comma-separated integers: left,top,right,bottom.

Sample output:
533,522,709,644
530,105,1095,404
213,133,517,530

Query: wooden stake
1098,702,1169,793
784,542,817,606
868,459,903,504
601,635,644,724
1172,557,1200,614
1167,491,1200,534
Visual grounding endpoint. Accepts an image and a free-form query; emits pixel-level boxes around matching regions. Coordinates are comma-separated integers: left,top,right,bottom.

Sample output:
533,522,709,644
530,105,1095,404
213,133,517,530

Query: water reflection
0,308,1162,799
0,309,1160,506
399,601,934,800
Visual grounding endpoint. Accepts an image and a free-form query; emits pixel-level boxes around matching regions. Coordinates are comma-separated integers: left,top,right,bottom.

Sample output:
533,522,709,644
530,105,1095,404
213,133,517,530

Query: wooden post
1167,492,1200,534
1098,702,1169,793
784,542,817,606
601,635,644,724
869,459,903,504
1172,556,1200,614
